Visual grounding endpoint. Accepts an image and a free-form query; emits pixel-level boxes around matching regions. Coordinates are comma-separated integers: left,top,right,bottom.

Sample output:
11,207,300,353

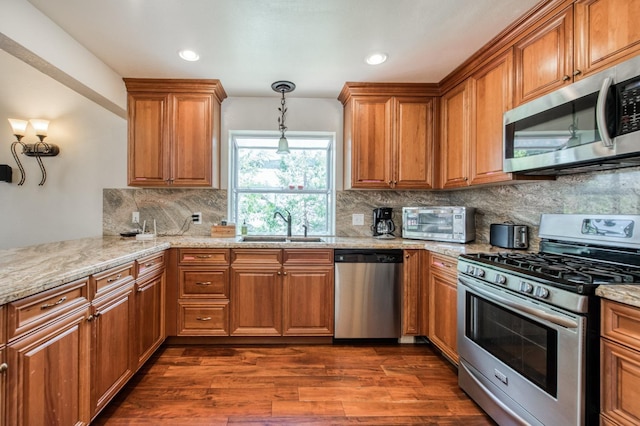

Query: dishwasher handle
334,249,404,263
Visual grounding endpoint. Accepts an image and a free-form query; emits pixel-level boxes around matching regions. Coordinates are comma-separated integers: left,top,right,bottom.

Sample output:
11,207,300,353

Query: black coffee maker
372,207,395,239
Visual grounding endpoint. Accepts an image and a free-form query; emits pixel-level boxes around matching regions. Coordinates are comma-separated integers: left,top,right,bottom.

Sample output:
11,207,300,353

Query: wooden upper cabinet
439,79,472,189
514,5,574,106
124,79,226,188
470,50,514,185
339,83,438,190
395,97,435,189
348,96,393,188
574,0,640,78
514,0,640,106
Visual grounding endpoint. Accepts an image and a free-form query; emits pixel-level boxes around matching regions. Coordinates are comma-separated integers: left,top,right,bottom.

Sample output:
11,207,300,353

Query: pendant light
271,81,295,154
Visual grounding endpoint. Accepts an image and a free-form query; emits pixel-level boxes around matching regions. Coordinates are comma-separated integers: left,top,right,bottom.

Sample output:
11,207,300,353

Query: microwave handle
596,76,614,148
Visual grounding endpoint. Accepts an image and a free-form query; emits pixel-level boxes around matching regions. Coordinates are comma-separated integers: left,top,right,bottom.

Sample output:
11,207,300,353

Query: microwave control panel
618,78,640,135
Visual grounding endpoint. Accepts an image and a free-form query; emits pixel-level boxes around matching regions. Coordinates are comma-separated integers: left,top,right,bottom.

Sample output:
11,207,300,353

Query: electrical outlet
192,212,202,225
352,213,365,226
132,211,140,224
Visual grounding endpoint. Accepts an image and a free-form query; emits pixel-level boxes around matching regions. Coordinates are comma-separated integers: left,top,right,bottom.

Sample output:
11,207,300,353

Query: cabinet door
7,308,91,426
230,266,282,336
127,92,170,186
347,96,393,188
439,80,471,189
601,339,640,425
514,5,573,105
134,272,165,368
428,270,458,364
282,265,334,336
402,249,422,336
91,284,135,418
0,346,6,426
171,93,213,187
394,98,435,189
574,0,640,79
470,50,514,185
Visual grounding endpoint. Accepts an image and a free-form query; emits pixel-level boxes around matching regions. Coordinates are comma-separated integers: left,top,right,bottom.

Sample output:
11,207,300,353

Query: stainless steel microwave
503,54,640,175
402,207,475,243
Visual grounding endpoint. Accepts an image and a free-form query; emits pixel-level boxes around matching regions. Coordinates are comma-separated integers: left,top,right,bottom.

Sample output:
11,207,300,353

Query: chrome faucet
273,209,292,237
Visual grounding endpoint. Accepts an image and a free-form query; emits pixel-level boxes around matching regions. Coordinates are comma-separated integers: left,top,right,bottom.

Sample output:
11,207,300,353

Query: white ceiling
26,0,540,98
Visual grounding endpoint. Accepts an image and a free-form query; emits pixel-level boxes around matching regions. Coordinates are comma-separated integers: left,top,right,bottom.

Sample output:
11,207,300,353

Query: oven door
457,275,586,426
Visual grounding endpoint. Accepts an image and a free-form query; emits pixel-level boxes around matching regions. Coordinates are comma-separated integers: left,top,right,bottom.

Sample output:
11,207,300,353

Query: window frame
228,130,336,236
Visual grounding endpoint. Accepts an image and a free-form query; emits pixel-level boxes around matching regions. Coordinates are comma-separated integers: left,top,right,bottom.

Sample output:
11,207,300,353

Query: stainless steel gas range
457,214,640,426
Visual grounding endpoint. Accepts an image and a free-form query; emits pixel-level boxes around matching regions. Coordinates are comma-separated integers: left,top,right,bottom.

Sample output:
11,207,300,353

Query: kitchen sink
240,236,324,243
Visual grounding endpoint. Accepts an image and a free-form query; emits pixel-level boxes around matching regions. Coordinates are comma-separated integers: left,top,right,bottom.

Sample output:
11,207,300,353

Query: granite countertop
0,235,500,306
10,234,638,309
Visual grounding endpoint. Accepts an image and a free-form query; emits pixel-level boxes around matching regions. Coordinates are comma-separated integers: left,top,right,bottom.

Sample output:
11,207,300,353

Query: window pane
237,146,328,190
237,192,329,235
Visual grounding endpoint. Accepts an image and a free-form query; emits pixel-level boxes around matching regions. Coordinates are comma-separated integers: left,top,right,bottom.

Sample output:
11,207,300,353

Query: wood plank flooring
93,343,495,425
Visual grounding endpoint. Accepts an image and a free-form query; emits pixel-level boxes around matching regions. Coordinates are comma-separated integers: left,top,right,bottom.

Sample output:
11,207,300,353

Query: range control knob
535,287,550,299
495,274,507,285
475,268,485,278
519,281,534,294
466,265,475,275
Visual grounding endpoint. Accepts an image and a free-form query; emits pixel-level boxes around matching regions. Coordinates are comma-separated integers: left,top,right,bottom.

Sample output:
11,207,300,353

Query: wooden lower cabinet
282,264,334,336
134,271,165,368
90,283,135,419
428,253,458,364
601,299,640,425
230,249,334,337
402,249,427,336
7,307,91,426
230,264,283,336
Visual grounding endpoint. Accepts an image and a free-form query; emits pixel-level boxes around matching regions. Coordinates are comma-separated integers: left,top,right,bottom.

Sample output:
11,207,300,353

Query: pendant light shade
272,81,295,154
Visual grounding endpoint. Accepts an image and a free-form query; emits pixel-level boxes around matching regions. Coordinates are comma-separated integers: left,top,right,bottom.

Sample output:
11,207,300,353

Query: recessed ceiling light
366,52,388,65
178,49,200,61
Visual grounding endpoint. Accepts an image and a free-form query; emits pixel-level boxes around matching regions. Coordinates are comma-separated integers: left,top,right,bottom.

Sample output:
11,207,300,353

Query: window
229,132,335,236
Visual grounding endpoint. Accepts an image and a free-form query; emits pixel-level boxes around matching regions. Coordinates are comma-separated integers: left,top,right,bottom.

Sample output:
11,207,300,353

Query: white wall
0,50,127,249
220,96,343,189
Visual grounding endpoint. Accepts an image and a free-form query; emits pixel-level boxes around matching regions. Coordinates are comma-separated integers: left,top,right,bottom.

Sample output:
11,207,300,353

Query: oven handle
458,277,578,329
460,362,531,426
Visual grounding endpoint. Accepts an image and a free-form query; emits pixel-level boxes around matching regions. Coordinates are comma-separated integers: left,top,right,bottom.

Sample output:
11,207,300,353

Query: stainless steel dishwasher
334,249,403,338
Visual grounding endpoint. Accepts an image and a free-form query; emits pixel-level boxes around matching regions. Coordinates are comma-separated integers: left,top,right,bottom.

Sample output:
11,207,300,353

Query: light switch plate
352,214,365,226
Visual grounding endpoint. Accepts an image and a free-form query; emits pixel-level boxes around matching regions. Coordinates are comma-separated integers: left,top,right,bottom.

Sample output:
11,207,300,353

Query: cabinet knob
277,271,282,275
572,69,582,77
87,315,95,322
405,254,410,259
283,271,288,276
562,75,571,81
0,363,7,373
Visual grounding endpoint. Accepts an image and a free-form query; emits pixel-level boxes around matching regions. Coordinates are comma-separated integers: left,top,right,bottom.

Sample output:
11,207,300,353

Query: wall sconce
6,118,60,186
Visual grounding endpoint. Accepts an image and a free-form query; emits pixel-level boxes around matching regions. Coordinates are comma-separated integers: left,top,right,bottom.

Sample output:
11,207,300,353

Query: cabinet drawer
602,300,640,349
231,249,282,264
283,249,333,265
430,253,457,277
179,267,229,299
178,302,229,336
90,262,135,299
137,251,166,278
8,277,89,340
179,249,230,265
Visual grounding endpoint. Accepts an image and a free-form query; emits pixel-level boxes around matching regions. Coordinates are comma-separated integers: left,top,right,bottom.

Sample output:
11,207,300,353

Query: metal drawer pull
41,296,67,310
195,281,212,286
196,255,212,259
144,262,155,267
107,273,122,283
196,317,212,321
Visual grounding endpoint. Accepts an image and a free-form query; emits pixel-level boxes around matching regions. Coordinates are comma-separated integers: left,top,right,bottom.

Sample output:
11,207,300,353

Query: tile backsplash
104,166,640,249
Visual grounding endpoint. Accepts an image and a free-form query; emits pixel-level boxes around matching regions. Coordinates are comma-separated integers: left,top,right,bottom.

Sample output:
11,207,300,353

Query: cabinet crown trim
338,82,440,104
123,78,227,102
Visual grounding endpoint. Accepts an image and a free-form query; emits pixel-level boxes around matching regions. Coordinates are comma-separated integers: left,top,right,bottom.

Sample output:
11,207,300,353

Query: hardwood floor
93,343,494,425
